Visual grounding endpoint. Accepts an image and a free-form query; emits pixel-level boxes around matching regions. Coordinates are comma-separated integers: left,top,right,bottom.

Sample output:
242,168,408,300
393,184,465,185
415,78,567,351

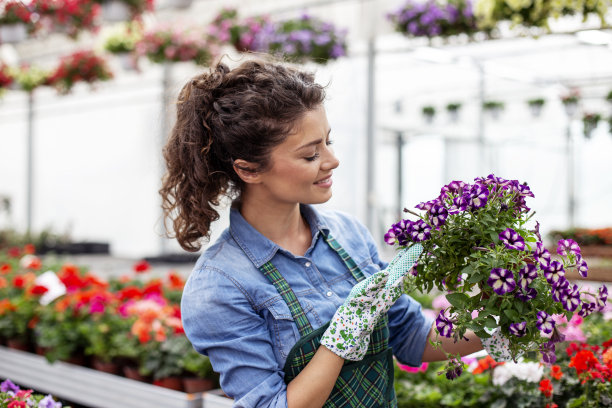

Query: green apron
258,231,397,407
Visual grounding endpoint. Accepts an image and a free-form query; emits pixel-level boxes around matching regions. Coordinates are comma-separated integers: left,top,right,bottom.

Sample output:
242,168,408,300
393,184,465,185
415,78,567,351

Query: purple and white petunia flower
533,242,547,259
384,219,412,246
435,309,454,338
543,260,565,284
509,321,527,337
578,301,597,317
440,180,467,197
577,257,588,278
487,268,516,295
536,311,555,335
518,264,538,289
596,285,608,310
428,204,448,228
467,184,489,210
415,199,438,211
557,239,581,257
559,283,581,312
498,228,526,251
551,278,570,302
450,195,468,213
408,219,432,242
540,341,557,364
515,286,537,301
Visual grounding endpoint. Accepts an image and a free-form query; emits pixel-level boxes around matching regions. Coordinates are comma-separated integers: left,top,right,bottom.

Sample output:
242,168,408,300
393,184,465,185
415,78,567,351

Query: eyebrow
294,129,332,152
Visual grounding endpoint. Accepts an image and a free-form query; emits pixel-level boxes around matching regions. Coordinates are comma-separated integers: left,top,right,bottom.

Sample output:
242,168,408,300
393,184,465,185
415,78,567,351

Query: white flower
492,362,543,386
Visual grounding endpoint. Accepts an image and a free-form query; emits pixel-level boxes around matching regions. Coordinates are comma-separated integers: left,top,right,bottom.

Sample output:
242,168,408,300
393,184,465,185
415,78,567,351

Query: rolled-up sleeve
361,223,434,367
181,267,289,408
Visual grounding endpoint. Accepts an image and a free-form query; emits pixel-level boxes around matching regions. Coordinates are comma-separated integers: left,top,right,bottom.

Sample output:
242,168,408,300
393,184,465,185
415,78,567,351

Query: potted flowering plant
141,335,192,391
446,102,462,122
208,8,271,53
135,24,212,65
11,64,50,92
46,50,113,94
422,105,436,123
387,0,479,39
561,89,580,117
582,112,602,139
102,22,142,71
0,63,14,93
253,13,348,64
0,1,34,43
527,97,546,117
384,175,608,378
482,100,504,118
181,349,218,393
1,379,68,408
31,0,100,39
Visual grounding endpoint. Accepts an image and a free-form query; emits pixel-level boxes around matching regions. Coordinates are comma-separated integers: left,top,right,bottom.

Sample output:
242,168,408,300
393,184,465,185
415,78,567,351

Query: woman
161,58,483,408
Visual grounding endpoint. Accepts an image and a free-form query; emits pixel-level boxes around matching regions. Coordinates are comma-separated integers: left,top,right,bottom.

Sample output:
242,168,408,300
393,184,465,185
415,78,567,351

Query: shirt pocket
264,299,314,360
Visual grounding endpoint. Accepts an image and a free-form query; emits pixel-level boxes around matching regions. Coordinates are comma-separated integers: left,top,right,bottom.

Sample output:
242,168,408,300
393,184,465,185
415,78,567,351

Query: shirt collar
229,204,330,268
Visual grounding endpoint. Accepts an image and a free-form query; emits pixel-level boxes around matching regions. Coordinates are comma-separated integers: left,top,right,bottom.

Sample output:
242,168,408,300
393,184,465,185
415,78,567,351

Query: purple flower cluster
252,13,348,63
387,0,478,38
499,228,526,251
384,219,432,245
435,308,454,337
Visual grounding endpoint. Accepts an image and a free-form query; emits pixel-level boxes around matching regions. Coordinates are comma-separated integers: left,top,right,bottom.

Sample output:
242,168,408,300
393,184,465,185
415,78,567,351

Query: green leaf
503,309,519,321
446,292,469,308
484,316,498,329
467,273,485,283
525,236,537,242
475,329,491,338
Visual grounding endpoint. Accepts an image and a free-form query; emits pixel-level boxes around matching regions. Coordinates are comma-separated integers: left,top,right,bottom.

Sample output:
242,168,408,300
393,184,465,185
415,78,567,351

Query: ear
233,159,262,184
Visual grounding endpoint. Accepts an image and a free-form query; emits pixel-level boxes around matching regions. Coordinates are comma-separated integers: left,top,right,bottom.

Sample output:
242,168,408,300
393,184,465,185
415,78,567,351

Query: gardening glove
481,329,514,362
320,243,423,361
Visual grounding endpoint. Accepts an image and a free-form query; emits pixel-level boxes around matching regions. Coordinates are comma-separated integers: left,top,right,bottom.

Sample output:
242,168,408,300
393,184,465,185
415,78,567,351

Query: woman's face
254,105,340,207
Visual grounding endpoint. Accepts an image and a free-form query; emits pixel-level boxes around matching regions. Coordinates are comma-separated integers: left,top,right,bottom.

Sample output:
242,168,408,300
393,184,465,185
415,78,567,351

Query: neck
239,193,311,256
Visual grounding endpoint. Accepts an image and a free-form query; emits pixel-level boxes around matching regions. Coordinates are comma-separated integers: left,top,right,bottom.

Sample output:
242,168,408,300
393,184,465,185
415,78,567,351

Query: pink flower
397,362,429,373
432,294,451,310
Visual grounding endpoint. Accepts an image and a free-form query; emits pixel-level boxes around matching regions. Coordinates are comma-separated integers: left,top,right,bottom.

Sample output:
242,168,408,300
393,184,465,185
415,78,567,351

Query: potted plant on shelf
445,102,462,122
208,8,271,53
181,349,218,393
253,13,348,64
387,0,479,39
141,335,192,391
0,63,14,94
0,0,33,43
421,105,436,123
582,112,602,139
482,100,504,119
561,89,580,117
11,64,50,93
135,24,212,66
527,97,545,118
46,50,114,94
31,0,100,39
102,22,143,71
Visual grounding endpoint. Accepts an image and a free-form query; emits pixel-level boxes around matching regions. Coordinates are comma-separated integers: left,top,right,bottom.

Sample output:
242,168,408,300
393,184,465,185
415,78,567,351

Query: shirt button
305,261,311,267
326,291,333,297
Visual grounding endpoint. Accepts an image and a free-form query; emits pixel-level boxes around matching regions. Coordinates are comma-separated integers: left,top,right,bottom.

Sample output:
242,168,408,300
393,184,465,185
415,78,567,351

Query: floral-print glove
320,243,423,361
481,329,514,362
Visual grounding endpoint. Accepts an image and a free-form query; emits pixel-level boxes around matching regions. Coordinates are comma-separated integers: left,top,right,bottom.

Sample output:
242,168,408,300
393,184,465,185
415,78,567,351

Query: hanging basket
0,23,28,43
115,52,138,71
101,1,131,22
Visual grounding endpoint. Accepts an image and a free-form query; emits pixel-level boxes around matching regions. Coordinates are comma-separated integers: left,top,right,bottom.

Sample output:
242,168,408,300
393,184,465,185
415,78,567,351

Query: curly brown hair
160,58,326,252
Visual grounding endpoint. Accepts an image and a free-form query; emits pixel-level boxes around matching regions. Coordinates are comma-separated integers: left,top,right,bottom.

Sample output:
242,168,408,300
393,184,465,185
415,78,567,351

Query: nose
322,144,340,170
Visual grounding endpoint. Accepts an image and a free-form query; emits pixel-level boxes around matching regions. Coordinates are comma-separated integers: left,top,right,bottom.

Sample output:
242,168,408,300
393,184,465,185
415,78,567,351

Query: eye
326,139,334,146
305,152,320,162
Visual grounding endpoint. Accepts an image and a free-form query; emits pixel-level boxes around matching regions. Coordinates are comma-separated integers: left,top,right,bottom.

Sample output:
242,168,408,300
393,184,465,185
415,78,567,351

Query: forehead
279,106,330,150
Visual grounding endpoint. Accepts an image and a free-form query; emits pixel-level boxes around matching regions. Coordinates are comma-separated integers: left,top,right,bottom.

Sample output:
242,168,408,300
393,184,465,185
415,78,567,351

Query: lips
314,175,332,184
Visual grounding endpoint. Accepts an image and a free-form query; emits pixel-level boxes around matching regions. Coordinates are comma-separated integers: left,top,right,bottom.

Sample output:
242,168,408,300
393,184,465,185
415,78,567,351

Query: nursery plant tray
0,346,230,408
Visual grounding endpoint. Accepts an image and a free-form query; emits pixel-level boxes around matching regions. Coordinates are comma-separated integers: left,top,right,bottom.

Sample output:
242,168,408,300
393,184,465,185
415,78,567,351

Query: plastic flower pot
101,1,131,22
182,377,214,393
116,52,138,71
6,338,30,352
123,365,151,382
92,357,122,375
154,377,184,391
563,100,578,117
0,23,28,43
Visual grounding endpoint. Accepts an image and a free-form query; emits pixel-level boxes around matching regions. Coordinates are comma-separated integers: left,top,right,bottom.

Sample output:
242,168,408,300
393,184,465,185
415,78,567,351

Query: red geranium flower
0,263,11,274
551,365,563,380
133,260,151,273
539,378,553,398
28,284,49,295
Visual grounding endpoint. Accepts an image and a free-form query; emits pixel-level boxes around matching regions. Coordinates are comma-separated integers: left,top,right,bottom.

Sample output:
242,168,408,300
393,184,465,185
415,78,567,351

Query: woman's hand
320,243,423,360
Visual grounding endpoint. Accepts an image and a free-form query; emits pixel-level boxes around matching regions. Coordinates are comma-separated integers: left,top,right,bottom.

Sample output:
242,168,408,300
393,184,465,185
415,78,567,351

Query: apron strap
258,230,366,337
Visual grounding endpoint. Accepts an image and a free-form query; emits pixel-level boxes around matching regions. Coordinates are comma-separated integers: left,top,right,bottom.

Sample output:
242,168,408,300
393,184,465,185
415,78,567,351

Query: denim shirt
181,204,434,408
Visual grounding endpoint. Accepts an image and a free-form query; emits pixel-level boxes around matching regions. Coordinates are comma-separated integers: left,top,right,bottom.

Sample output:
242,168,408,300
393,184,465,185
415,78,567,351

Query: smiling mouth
314,177,332,185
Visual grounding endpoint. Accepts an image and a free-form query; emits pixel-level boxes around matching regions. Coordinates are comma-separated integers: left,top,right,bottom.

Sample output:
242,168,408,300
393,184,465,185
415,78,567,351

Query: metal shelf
0,346,233,408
